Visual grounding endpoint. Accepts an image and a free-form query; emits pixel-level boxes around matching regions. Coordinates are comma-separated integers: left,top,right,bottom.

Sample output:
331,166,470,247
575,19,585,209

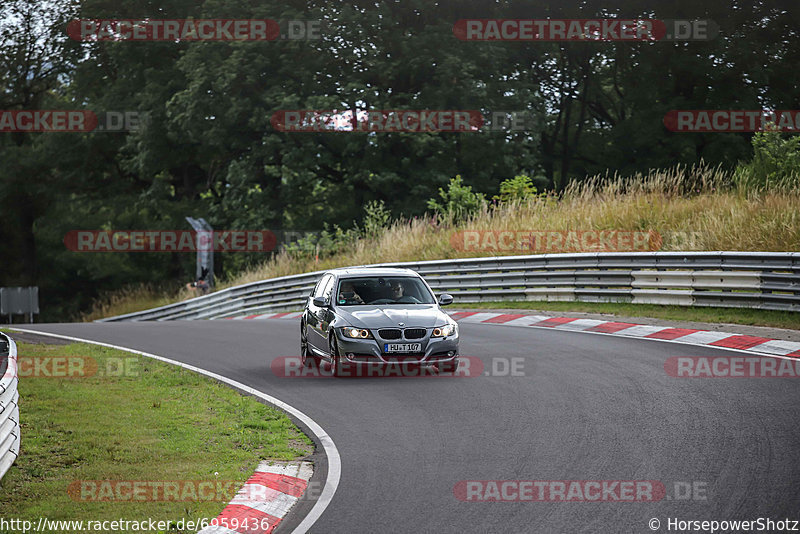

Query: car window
336,276,435,305
322,276,335,300
313,275,331,298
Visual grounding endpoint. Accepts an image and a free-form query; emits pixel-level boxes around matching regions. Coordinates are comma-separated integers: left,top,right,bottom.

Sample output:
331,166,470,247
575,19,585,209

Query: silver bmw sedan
300,267,459,377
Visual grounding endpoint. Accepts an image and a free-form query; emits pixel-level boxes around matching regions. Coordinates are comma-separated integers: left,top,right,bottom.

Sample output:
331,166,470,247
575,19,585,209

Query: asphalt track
15,320,800,533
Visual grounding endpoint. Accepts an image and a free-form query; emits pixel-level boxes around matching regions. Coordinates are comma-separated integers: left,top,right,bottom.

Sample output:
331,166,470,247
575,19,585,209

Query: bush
283,225,360,259
426,175,487,222
362,199,391,238
283,200,392,259
492,174,542,203
735,127,800,190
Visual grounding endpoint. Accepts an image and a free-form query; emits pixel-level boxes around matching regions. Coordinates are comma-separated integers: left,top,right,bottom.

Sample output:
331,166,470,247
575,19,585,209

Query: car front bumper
334,329,459,364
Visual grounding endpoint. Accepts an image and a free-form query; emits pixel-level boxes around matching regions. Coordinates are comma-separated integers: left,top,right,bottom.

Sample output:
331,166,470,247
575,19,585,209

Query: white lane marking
198,526,235,534
752,339,800,356
230,484,297,515
9,327,340,534
673,330,739,345
546,318,606,331
614,324,671,337
256,461,303,477
459,312,504,323
502,316,543,327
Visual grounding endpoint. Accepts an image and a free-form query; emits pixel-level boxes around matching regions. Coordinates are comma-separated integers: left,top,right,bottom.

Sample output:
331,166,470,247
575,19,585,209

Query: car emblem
398,322,405,326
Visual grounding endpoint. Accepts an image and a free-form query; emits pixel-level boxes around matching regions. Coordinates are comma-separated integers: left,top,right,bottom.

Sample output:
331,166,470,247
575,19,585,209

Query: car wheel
300,322,318,368
329,335,348,377
438,358,459,374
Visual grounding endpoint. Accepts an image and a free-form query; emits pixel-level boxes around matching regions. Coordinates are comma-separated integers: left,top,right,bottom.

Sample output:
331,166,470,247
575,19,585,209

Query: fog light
448,351,454,357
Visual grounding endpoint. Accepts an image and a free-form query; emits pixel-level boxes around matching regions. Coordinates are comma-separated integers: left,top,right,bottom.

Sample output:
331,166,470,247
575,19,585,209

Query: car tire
301,322,319,368
329,335,348,378
438,358,459,374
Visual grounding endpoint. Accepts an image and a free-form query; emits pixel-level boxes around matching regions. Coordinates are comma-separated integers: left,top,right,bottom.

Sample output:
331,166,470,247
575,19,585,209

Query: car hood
337,305,449,329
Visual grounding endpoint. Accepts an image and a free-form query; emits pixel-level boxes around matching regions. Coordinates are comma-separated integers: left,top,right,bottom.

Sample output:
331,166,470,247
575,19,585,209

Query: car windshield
336,276,436,306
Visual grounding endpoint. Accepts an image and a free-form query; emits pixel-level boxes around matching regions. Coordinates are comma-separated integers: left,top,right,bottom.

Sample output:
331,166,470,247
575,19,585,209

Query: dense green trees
1,0,797,319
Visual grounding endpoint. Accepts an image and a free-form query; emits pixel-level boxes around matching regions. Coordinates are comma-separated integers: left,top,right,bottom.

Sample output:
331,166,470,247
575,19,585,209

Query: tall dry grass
225,163,799,288
89,164,800,319
79,283,197,322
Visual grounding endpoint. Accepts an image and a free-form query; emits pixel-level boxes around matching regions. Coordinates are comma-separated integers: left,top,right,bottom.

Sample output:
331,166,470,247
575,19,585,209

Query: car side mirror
313,296,329,307
438,293,454,306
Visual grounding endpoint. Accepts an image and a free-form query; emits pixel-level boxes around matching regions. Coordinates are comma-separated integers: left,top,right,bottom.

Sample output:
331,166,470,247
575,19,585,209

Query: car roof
325,267,419,278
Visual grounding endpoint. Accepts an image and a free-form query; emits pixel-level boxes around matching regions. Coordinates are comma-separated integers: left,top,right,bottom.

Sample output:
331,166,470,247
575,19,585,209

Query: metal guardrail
98,252,800,322
0,332,20,481
1,286,39,323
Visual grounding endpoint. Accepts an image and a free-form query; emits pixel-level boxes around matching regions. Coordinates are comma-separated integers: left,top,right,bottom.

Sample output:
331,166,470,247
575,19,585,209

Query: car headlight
342,327,373,339
432,323,457,337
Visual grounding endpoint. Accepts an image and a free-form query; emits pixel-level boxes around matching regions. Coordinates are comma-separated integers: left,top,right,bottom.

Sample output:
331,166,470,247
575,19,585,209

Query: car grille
349,354,378,362
378,329,402,340
383,354,425,363
404,328,426,339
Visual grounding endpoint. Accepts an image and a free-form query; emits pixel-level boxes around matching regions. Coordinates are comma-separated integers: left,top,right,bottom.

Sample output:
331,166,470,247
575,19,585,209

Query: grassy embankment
83,165,800,329
1,336,312,530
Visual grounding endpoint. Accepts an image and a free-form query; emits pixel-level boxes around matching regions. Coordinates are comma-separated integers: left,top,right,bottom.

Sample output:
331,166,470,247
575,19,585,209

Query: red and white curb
198,461,313,534
448,311,800,359
223,312,304,321
226,310,800,360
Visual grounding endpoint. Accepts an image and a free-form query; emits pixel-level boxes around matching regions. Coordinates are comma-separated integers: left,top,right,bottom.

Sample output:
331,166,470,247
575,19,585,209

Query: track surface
17,321,800,533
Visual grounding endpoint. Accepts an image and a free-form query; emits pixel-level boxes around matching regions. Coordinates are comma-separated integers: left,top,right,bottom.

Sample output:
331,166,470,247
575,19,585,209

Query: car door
307,274,333,351
317,275,337,352
305,275,324,351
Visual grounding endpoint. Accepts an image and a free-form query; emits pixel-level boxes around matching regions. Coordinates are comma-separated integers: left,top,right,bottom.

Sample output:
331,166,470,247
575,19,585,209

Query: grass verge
454,301,800,331
0,338,313,532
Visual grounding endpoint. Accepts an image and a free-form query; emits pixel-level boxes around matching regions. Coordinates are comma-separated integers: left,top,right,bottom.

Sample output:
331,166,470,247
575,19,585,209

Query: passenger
339,281,364,304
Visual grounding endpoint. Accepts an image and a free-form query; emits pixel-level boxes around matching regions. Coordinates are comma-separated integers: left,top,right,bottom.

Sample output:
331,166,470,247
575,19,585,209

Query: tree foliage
427,176,487,222
492,175,541,203
735,127,800,190
1,0,798,319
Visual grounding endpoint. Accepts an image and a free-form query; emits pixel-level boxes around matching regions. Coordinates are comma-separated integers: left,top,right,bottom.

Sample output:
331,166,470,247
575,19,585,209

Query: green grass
0,339,313,532
454,301,800,330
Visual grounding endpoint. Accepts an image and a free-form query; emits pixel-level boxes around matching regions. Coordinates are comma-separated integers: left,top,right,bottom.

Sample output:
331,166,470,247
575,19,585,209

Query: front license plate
384,343,421,353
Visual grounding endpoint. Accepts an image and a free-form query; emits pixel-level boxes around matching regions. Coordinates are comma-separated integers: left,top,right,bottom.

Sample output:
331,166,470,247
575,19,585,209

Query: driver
339,281,364,304
390,281,406,300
